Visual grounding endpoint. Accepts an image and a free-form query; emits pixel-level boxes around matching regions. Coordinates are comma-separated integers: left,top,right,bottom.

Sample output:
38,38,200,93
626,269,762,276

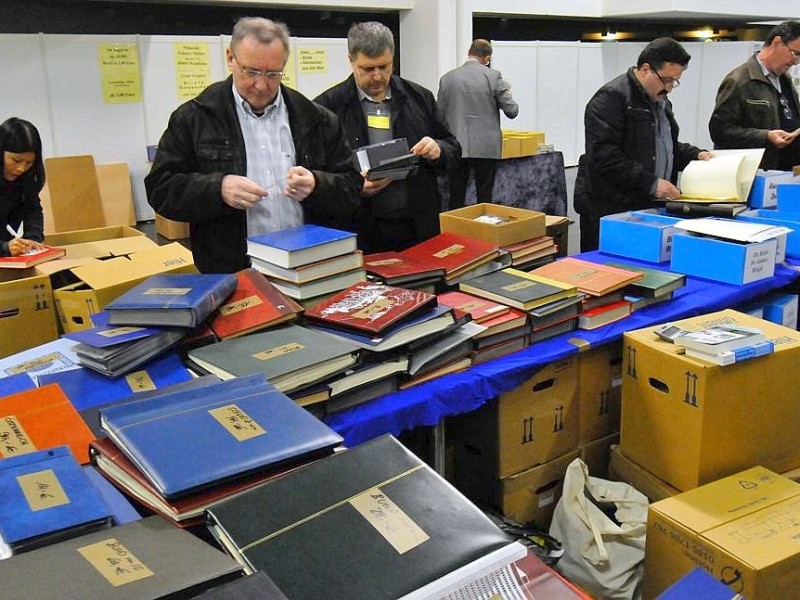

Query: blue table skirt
325,252,799,447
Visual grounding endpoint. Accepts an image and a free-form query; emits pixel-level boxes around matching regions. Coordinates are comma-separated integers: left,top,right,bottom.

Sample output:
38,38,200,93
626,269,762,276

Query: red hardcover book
0,246,65,269
532,257,643,297
474,306,528,339
0,384,95,464
400,233,499,279
438,290,510,323
209,269,302,340
303,281,437,335
364,251,446,285
577,299,633,330
89,437,308,527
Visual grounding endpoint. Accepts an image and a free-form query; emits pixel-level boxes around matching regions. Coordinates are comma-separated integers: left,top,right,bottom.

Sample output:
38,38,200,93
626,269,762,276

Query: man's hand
768,129,796,148
697,151,713,160
654,178,681,201
410,136,441,161
360,175,393,197
221,175,268,210
285,166,316,201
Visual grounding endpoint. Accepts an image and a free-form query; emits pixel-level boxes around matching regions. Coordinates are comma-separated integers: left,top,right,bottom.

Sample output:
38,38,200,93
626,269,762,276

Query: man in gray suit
438,39,519,208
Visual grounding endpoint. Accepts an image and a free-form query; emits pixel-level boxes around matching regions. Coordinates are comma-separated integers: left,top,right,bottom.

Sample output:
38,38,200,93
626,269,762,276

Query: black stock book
206,434,512,599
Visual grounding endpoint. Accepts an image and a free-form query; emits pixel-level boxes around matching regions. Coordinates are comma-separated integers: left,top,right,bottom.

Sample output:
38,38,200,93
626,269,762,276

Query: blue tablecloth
325,252,799,446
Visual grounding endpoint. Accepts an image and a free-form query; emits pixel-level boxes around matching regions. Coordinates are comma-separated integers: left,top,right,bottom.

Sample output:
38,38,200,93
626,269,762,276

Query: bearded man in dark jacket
575,38,711,252
315,21,460,253
146,17,361,273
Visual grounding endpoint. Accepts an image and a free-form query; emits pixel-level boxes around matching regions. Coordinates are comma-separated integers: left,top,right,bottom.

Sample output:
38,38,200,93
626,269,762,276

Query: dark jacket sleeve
709,75,771,150
144,106,239,224
298,103,362,229
586,87,656,199
422,87,461,174
22,183,45,243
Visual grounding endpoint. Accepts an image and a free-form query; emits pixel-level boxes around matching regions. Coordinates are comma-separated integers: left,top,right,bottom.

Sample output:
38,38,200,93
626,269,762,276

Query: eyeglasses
652,67,681,88
783,40,800,62
232,53,283,82
779,95,793,119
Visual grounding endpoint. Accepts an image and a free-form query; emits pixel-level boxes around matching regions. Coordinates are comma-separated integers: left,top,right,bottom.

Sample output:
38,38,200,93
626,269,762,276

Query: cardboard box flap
68,243,194,290
654,467,800,533
675,218,792,243
45,225,144,246
704,495,800,570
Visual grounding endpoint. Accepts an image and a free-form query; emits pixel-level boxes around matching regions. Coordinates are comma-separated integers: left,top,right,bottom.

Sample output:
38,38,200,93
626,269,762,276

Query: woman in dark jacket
0,118,47,257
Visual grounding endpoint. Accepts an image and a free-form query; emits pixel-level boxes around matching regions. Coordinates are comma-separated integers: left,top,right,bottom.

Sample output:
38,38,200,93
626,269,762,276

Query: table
325,253,800,449
438,152,568,216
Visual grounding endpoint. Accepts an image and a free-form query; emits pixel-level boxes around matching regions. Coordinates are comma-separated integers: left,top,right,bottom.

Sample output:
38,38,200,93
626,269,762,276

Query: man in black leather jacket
146,17,361,273
575,38,710,252
315,21,460,253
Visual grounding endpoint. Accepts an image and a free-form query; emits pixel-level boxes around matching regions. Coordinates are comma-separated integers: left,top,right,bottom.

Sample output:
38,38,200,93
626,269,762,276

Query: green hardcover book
460,268,578,311
606,263,686,298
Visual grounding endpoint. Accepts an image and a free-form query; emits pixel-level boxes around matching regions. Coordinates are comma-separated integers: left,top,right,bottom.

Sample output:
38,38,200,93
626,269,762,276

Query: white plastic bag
549,458,648,599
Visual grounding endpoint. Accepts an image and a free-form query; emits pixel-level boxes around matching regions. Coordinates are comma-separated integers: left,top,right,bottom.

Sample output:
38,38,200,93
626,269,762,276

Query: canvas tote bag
549,458,648,599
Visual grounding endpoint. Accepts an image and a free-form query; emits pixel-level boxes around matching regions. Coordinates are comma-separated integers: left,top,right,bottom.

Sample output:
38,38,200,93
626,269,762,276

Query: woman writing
1,118,47,257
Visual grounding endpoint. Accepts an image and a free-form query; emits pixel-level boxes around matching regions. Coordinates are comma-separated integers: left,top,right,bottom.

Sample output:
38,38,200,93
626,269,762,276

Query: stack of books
606,262,687,311
247,224,366,307
673,324,773,366
399,232,500,286
186,323,361,394
459,267,581,344
64,312,186,378
208,268,303,340
531,258,643,331
90,374,343,526
364,251,446,293
300,282,462,406
401,321,484,389
501,234,558,270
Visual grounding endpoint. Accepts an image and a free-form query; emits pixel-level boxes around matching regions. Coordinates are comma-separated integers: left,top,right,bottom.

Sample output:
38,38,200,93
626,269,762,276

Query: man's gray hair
347,21,395,58
231,17,290,56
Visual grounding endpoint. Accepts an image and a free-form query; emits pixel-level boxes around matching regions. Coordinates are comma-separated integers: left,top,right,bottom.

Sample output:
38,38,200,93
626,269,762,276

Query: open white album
677,148,764,203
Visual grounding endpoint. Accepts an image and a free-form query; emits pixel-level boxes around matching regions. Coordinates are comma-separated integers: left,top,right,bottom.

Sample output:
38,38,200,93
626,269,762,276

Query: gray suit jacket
437,59,519,159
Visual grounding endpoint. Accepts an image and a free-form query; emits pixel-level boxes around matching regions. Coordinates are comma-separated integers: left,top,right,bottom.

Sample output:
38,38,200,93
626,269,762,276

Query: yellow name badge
350,487,429,554
367,114,391,130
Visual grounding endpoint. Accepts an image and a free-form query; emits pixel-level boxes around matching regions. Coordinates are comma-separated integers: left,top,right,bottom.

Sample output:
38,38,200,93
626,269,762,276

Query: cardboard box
645,466,800,599
155,214,190,240
748,169,795,208
494,450,578,527
501,133,521,159
53,243,196,332
777,181,800,212
579,432,619,480
0,269,59,359
670,230,777,285
599,210,679,263
454,357,579,479
620,309,800,491
608,445,679,502
737,208,800,259
45,226,156,260
439,203,546,247
578,341,622,444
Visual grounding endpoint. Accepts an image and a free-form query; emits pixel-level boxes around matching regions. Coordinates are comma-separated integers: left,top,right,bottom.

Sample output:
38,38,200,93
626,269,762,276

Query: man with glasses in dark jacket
709,21,800,171
146,17,361,273
315,21,460,253
575,38,710,252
